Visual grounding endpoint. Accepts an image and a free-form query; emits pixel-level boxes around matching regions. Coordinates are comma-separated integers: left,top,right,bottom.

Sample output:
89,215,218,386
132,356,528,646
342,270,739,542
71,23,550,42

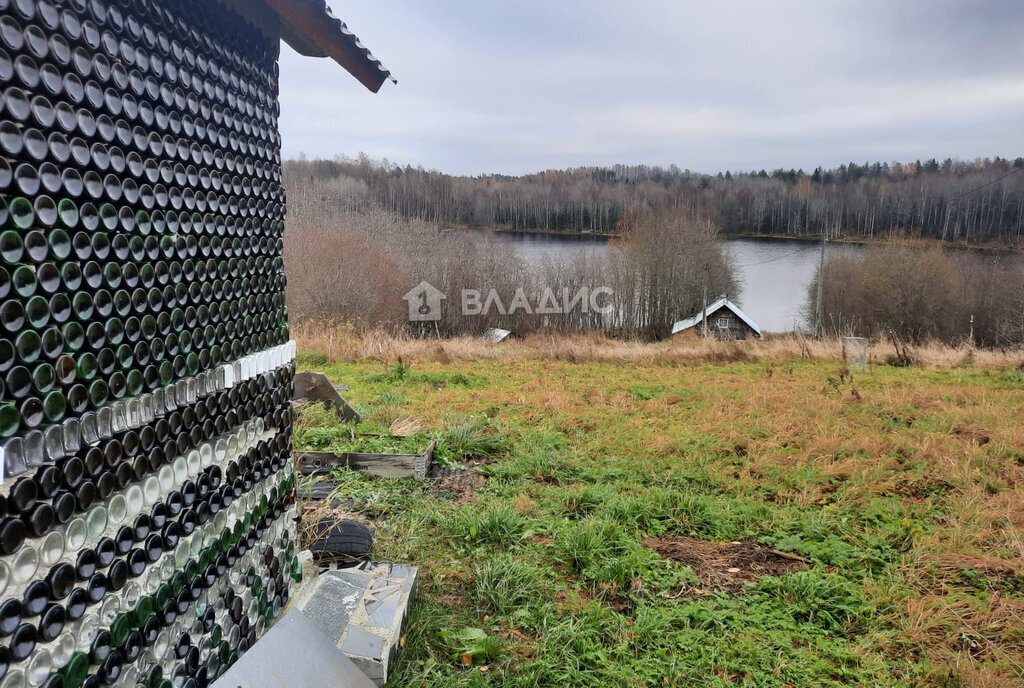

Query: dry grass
301,347,1024,686
389,416,423,437
292,320,1024,369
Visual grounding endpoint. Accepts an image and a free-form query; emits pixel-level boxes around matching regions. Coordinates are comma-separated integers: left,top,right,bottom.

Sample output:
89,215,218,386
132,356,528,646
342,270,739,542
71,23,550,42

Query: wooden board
297,441,435,480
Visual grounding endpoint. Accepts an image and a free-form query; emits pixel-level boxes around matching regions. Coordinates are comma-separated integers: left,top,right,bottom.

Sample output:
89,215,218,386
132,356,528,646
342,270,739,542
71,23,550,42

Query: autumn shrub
811,243,1024,345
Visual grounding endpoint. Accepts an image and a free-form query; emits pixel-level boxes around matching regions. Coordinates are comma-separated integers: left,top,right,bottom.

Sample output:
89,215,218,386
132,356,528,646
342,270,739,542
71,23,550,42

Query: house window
716,317,730,330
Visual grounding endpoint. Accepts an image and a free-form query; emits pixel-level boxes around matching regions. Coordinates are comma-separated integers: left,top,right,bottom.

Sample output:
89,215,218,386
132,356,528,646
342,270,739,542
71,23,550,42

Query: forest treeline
286,155,1024,244
283,160,1024,347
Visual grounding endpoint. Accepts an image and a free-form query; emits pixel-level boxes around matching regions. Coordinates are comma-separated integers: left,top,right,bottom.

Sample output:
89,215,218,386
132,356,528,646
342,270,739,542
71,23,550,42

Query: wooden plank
297,443,435,480
297,451,417,479
416,441,436,480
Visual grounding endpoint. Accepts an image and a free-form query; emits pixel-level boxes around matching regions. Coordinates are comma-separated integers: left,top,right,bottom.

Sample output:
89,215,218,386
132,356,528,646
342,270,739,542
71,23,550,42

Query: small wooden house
672,297,762,340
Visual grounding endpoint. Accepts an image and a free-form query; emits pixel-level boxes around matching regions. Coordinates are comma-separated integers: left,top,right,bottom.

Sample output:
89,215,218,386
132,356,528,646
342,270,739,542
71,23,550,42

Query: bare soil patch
953,425,992,445
644,536,810,594
430,463,488,505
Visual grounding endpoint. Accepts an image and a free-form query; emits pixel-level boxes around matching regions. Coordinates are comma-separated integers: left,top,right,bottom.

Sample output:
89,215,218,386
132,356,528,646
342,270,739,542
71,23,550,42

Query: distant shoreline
446,225,1022,253
444,225,618,240
724,232,1022,254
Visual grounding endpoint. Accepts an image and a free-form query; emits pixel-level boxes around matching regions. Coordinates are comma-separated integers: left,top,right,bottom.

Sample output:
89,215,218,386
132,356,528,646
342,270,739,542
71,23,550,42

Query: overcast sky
277,0,1024,176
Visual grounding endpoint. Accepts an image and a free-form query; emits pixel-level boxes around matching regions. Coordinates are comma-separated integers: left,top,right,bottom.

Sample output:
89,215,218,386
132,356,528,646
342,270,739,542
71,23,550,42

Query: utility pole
702,263,709,338
815,228,827,338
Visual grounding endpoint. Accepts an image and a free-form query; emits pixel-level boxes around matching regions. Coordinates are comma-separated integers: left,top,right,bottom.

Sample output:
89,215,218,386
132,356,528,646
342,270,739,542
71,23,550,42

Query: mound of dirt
643,536,810,594
429,463,488,505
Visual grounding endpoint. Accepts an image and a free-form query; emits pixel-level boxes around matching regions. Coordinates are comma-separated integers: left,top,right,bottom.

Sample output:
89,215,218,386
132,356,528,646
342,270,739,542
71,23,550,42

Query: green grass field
295,353,1024,687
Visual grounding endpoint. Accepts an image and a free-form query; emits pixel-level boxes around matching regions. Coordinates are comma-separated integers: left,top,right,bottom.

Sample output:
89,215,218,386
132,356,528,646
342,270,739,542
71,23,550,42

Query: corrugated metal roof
307,0,395,87
258,0,396,93
671,297,762,338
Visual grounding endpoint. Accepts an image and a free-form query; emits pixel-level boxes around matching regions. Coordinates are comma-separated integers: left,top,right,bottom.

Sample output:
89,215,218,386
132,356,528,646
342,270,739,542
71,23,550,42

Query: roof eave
263,0,395,93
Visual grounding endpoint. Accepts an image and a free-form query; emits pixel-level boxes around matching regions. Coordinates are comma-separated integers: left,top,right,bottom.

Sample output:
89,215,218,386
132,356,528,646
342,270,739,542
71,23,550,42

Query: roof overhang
220,0,395,93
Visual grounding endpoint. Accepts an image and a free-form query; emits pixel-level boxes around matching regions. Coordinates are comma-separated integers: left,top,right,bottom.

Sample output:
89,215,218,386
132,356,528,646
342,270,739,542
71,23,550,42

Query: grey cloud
278,0,1024,175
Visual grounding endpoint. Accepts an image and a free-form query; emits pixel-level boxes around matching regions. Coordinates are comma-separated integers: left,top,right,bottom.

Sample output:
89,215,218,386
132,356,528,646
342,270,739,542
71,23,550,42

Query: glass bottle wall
0,0,298,685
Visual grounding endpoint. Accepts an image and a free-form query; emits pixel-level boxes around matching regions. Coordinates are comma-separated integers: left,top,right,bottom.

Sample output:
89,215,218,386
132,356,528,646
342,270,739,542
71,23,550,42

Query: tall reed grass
292,319,1024,369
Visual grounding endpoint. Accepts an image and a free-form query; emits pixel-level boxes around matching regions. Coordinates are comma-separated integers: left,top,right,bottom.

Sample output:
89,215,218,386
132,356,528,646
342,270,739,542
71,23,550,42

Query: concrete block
211,609,376,688
298,562,419,687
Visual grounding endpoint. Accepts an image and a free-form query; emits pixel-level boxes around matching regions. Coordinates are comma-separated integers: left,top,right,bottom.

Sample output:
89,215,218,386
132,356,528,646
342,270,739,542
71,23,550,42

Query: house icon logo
403,281,446,322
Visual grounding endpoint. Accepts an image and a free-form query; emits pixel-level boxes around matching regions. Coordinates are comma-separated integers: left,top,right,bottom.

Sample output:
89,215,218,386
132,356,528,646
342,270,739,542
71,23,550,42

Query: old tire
308,519,374,563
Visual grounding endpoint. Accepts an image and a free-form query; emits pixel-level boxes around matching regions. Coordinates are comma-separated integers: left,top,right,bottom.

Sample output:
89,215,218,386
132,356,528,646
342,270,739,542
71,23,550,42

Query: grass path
297,355,1024,687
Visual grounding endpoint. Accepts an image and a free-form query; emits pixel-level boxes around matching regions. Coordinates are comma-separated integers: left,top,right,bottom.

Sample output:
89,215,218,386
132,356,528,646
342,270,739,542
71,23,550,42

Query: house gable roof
671,297,763,337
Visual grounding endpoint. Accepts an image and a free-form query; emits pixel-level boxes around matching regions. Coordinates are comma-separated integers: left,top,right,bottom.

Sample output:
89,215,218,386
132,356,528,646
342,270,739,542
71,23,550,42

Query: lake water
487,231,865,332
722,238,865,332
